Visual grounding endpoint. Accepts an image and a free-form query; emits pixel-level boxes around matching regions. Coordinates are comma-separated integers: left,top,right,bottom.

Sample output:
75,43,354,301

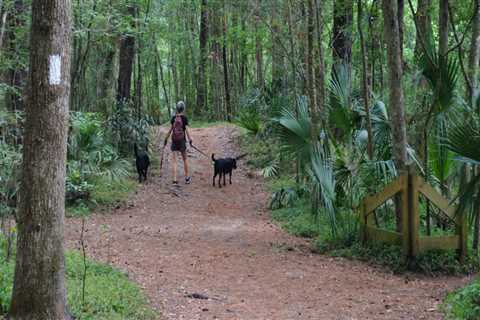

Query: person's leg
181,151,190,178
172,151,178,183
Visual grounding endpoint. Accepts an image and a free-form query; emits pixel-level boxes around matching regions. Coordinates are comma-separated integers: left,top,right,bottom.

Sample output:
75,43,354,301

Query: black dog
212,153,237,188
135,143,150,183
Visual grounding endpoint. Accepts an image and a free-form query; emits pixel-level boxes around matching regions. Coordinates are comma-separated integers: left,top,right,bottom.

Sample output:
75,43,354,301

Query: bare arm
185,127,192,144
164,126,173,145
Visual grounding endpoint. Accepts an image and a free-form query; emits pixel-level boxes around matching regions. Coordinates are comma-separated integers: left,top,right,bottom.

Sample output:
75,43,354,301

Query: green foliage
443,277,480,320
271,199,320,238
0,241,156,319
67,112,130,204
236,107,261,135
0,142,21,218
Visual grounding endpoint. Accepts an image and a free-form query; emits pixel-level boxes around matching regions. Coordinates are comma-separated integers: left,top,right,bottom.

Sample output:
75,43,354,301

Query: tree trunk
306,0,318,135
414,0,432,56
271,3,284,95
222,5,231,122
314,0,325,116
331,0,353,75
382,0,408,231
196,0,208,116
9,0,73,317
117,5,136,104
438,0,449,58
255,0,263,90
5,0,27,113
468,0,480,103
397,0,404,59
358,0,374,159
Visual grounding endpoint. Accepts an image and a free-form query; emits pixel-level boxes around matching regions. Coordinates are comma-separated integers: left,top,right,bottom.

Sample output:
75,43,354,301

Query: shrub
443,277,480,320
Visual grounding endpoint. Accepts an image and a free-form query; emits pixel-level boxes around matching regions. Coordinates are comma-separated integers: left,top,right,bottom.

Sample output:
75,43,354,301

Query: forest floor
65,125,470,320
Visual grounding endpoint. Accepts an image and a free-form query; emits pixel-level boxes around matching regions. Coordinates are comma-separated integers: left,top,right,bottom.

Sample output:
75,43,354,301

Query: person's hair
176,101,185,113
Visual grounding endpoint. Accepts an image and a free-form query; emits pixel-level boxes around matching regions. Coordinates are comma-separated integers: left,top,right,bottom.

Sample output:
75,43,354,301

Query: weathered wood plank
409,174,420,257
417,179,456,218
364,175,407,214
419,235,459,252
365,226,402,245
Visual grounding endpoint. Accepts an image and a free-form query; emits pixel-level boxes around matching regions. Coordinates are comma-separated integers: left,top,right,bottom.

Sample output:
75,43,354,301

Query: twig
80,218,88,306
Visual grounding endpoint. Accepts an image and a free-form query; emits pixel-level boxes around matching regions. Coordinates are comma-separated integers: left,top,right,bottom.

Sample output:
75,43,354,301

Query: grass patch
443,277,480,320
0,245,156,319
272,200,320,238
67,177,137,217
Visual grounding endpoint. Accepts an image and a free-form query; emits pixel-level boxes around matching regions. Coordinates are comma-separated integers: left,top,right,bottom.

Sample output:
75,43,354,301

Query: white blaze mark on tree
49,55,61,85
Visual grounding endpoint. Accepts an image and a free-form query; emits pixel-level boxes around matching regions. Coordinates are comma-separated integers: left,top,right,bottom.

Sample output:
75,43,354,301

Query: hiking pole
189,142,209,158
159,140,167,175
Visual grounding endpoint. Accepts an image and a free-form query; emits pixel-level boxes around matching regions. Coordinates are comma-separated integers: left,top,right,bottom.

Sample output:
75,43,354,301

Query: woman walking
164,101,193,184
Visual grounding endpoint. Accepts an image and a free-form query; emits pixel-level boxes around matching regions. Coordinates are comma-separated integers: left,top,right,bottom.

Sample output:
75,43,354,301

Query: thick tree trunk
414,0,431,56
382,0,408,231
116,5,136,104
196,0,208,116
331,0,353,74
9,0,72,318
439,0,449,58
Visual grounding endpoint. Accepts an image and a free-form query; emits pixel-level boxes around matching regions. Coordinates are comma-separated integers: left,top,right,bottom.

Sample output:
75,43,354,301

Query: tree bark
382,0,408,231
414,0,431,56
271,2,284,95
255,0,263,90
5,0,27,113
468,0,480,103
196,0,208,116
9,0,73,318
439,0,449,58
358,0,374,159
306,0,318,135
397,0,404,59
314,0,325,116
331,0,353,75
222,4,231,121
117,5,136,104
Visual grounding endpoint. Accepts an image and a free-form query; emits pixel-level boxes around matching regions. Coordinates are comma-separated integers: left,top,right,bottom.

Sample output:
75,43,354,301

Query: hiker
164,101,193,185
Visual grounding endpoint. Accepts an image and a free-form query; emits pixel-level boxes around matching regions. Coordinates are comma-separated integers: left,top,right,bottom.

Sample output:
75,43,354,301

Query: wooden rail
360,166,467,262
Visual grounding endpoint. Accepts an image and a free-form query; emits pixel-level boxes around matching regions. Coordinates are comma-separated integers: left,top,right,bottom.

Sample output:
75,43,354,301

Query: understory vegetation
0,236,155,319
443,277,480,320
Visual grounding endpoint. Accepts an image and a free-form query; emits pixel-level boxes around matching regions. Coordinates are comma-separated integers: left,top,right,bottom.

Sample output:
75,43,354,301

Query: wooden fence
360,166,467,261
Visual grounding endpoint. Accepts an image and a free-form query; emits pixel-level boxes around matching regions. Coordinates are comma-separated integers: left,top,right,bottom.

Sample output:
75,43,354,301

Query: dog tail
134,143,139,158
211,153,216,162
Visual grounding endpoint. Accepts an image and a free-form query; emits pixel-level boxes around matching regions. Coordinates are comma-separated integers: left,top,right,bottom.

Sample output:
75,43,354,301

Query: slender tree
438,0,449,58
331,0,353,74
382,0,408,231
117,5,136,103
196,0,208,116
9,0,73,317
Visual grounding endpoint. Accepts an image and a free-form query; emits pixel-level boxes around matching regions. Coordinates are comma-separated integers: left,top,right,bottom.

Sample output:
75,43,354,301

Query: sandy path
66,125,468,320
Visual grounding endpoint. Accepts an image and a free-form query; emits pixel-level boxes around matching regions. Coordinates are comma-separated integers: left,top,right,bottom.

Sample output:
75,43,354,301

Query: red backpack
172,115,185,143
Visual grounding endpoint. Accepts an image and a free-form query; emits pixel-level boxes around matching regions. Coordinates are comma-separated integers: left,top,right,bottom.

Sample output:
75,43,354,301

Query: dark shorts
171,139,186,152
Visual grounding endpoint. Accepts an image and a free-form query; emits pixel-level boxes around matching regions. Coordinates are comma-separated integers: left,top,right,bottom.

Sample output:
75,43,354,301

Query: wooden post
456,209,468,263
408,167,420,258
401,172,410,257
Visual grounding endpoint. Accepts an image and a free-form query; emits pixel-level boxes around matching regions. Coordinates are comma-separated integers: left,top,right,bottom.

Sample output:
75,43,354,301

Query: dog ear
235,153,248,160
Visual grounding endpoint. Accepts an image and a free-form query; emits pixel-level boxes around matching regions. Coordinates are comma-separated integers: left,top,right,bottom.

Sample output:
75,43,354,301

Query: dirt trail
66,125,468,320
